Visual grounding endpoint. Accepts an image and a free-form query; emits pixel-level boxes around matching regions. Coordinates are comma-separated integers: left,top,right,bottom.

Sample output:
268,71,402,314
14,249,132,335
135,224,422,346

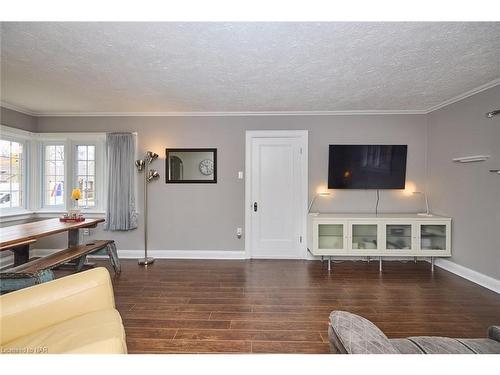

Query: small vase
69,200,80,218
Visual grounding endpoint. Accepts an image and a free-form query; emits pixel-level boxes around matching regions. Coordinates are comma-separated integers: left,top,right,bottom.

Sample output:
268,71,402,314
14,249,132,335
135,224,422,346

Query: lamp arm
424,193,430,215
308,195,317,213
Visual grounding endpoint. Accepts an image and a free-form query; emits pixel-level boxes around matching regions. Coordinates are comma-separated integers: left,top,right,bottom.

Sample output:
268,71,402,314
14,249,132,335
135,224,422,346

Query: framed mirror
165,148,217,183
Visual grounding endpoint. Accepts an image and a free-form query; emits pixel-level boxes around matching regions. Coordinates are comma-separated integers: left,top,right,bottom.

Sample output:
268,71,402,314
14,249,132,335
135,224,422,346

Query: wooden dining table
0,218,105,266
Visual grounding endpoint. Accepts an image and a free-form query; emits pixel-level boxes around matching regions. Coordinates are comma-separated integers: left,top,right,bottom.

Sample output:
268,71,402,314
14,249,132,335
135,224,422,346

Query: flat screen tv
328,145,407,189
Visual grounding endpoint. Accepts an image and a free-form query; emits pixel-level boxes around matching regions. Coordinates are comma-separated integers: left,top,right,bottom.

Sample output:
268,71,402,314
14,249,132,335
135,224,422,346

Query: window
76,145,96,208
44,144,65,206
40,139,104,211
0,139,25,209
0,125,106,217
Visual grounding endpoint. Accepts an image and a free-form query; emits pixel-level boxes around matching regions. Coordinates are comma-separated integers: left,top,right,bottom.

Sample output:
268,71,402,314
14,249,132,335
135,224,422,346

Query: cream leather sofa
0,267,127,354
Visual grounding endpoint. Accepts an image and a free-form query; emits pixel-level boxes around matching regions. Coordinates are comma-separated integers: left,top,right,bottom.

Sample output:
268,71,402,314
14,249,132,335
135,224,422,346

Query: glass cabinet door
420,224,447,250
351,224,378,250
386,224,412,250
318,224,344,250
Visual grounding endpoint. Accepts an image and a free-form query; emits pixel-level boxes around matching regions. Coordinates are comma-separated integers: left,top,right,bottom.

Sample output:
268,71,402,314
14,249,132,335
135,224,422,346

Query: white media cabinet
307,213,451,271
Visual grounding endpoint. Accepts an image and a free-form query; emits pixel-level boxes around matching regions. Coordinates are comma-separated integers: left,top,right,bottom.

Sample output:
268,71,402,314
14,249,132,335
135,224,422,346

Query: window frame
38,134,106,213
40,140,68,210
72,140,105,211
0,126,107,219
0,134,28,213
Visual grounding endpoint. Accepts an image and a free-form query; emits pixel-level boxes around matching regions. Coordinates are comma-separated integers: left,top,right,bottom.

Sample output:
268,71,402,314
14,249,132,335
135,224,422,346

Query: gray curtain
105,133,138,231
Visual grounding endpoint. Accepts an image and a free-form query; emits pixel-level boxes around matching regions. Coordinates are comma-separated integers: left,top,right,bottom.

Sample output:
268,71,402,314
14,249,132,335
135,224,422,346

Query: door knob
253,202,258,212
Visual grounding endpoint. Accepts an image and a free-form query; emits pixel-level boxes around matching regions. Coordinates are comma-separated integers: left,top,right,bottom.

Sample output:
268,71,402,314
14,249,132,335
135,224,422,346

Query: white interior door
246,131,308,258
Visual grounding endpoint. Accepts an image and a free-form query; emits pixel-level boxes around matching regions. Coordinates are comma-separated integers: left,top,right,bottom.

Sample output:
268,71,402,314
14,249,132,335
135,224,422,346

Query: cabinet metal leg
431,257,435,272
414,256,417,264
328,257,331,272
379,257,382,272
367,256,370,263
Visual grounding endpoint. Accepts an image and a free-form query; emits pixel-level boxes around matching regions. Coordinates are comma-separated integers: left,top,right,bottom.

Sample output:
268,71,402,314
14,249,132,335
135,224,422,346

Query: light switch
238,171,244,179
236,227,243,239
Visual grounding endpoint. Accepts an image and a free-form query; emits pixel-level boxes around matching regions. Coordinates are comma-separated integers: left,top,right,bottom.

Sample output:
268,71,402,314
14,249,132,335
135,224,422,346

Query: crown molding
33,109,428,117
425,78,500,113
2,78,499,117
0,101,37,116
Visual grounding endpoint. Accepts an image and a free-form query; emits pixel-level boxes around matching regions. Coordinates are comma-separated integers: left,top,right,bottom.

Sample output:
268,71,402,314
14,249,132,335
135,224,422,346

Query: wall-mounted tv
328,145,407,189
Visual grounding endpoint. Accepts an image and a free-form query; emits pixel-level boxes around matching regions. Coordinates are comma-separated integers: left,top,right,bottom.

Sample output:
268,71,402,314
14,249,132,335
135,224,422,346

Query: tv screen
328,145,407,189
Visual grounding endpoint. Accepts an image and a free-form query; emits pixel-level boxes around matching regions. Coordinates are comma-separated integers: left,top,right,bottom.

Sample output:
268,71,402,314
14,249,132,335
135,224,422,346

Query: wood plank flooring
91,259,500,354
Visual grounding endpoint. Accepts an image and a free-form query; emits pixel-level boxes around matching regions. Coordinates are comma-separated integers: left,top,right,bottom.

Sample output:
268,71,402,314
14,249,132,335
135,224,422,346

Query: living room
1,0,499,373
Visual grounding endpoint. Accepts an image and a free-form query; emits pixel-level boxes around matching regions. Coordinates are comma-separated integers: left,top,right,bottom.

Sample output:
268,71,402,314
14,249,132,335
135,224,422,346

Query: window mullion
65,140,71,211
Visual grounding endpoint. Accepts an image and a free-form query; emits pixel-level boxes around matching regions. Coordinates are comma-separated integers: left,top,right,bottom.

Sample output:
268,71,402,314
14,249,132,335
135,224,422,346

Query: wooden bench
0,240,120,293
0,238,37,251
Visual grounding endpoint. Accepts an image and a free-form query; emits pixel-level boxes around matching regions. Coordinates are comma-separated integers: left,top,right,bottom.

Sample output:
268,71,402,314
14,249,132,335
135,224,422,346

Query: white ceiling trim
0,101,37,116
425,78,500,113
32,110,428,117
2,78,499,118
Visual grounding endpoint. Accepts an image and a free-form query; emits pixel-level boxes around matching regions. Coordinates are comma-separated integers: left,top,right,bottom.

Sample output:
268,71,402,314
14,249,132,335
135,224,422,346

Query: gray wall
4,100,499,281
0,107,37,132
427,85,500,279
34,114,428,252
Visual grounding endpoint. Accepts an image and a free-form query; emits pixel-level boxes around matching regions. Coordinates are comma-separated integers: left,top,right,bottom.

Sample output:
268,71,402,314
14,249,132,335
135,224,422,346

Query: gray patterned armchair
328,311,500,354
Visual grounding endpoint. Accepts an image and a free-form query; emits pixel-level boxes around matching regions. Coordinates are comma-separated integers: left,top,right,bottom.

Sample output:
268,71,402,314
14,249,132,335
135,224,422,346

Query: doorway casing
244,130,309,259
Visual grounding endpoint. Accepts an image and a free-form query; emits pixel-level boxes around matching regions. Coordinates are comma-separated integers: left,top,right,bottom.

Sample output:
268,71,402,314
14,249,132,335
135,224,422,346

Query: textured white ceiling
1,22,500,114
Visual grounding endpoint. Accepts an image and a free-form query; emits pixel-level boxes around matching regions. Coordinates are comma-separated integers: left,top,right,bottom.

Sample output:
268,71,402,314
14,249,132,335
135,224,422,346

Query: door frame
244,130,309,259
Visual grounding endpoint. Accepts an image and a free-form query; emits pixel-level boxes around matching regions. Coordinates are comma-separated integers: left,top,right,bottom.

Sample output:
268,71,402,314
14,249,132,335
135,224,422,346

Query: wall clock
199,159,214,175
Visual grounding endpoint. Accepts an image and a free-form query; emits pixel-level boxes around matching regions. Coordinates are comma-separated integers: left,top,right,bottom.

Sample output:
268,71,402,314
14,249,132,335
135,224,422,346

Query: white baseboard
250,255,305,260
118,250,247,259
432,258,500,294
32,249,247,260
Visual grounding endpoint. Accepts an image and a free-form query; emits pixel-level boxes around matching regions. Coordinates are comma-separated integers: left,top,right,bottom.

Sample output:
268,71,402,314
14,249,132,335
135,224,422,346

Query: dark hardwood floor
91,259,500,354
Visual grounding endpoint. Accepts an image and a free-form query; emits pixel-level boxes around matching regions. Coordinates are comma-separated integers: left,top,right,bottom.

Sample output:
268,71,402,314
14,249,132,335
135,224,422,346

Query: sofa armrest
488,326,500,342
0,267,115,345
329,311,399,354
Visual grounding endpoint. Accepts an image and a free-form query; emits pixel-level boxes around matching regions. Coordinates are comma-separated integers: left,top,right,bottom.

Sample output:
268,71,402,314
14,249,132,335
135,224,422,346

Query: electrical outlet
238,171,244,179
236,227,242,239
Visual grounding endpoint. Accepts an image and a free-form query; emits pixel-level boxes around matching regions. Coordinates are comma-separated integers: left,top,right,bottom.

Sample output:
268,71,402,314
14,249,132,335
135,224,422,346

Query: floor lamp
135,151,160,266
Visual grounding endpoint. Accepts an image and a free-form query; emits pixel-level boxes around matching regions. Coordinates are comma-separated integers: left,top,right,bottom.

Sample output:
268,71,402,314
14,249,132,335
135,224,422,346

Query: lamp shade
71,188,82,200
135,159,145,171
146,151,159,163
147,169,160,182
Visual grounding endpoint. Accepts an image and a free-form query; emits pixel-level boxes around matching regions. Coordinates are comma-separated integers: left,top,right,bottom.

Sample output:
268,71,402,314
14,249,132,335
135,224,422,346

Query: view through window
76,145,96,208
44,144,65,206
0,139,24,209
